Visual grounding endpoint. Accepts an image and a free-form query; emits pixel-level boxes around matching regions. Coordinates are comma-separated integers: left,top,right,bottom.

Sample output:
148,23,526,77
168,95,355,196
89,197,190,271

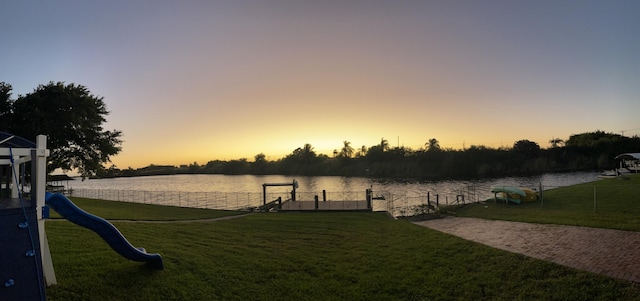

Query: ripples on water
70,171,600,199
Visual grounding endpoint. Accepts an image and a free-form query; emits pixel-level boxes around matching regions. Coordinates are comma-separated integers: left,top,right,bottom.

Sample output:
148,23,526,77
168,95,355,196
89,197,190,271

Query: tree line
2,81,637,180
98,131,640,180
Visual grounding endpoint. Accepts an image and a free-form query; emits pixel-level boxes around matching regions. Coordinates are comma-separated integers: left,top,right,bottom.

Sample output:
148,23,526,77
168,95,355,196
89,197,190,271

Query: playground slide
44,192,164,269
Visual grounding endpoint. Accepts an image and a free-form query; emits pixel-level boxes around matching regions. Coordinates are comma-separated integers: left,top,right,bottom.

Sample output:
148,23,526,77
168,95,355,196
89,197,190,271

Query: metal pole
540,183,544,209
593,186,597,212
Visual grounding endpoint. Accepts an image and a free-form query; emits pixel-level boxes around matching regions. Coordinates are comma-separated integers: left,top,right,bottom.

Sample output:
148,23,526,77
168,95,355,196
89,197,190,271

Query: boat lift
262,179,298,206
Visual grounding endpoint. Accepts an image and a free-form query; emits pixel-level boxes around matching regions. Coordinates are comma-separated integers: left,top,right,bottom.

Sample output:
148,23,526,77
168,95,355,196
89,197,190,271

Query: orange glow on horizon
109,131,570,169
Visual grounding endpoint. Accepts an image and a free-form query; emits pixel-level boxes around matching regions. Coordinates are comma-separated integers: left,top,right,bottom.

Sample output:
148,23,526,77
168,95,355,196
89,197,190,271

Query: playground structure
1,133,162,301
0,134,52,301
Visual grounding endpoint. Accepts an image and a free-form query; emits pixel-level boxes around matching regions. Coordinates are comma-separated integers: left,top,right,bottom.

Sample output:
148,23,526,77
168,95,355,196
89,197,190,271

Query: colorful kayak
487,196,522,204
490,185,526,197
520,188,539,202
489,186,539,204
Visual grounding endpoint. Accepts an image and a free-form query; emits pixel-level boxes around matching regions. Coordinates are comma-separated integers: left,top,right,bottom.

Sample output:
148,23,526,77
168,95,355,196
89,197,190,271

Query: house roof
614,153,640,160
0,132,35,148
48,174,75,182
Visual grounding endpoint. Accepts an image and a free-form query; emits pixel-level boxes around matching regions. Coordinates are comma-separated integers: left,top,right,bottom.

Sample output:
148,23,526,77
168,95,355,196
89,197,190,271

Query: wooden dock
278,200,371,212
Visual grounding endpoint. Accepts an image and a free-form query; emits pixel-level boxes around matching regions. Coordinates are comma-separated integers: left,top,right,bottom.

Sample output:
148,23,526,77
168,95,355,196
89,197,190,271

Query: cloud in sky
2,1,639,168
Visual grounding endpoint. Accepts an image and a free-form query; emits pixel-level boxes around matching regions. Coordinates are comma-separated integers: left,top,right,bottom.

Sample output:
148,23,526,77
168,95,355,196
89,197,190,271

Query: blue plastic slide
45,192,164,269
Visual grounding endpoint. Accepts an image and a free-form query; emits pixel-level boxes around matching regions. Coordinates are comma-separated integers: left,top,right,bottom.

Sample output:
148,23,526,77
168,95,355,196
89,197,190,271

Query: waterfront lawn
48,196,245,221
454,174,640,231
46,211,640,300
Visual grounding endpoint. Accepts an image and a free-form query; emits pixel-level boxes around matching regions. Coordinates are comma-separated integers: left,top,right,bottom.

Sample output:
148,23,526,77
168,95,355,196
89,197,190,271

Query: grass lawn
47,197,246,221
44,200,640,300
453,174,640,231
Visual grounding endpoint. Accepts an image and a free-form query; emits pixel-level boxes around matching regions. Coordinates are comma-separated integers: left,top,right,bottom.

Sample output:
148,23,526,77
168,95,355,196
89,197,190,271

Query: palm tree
339,140,354,158
302,143,315,158
425,138,440,151
380,138,390,151
549,138,564,148
290,143,316,162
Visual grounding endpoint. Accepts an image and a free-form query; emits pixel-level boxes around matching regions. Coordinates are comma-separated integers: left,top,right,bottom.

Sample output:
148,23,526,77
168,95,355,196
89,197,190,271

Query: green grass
45,209,640,300
48,197,245,220
453,174,640,231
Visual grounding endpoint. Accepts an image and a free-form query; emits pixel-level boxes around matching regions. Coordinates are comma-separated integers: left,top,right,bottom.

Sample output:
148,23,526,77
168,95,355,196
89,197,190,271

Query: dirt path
414,217,640,283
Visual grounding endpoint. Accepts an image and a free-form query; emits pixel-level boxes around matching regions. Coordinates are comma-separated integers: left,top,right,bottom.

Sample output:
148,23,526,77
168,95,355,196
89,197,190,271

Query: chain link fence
535,183,640,214
69,180,635,217
69,188,384,212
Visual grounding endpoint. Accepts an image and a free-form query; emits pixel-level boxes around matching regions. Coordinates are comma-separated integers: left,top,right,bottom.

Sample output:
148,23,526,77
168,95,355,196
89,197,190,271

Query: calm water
69,171,600,201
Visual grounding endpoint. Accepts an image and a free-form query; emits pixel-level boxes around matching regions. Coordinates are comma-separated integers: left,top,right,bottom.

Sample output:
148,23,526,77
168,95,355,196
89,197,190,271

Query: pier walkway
279,200,371,211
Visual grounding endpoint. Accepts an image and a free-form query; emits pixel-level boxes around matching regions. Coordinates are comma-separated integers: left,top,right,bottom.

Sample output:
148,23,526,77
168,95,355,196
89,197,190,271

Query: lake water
67,171,600,215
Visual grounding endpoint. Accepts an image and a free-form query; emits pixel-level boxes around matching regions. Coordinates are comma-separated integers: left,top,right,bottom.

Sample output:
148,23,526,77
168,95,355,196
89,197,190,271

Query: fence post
323,190,327,202
540,183,544,209
593,186,597,212
315,195,319,210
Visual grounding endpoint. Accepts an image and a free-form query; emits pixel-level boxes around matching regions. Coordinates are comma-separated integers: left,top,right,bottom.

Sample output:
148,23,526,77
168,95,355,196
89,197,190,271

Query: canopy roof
614,153,640,160
0,132,36,148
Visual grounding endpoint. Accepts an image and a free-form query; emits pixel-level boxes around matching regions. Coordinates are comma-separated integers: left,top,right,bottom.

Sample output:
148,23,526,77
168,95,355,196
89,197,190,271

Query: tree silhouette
380,138,390,151
549,137,564,148
251,153,268,174
339,140,354,158
7,81,122,177
425,138,440,151
358,145,367,157
302,143,315,160
512,140,540,158
0,82,13,130
289,143,316,162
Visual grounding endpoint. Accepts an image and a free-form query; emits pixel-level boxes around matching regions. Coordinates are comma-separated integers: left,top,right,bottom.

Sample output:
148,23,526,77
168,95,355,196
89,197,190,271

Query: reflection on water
71,171,599,200
68,171,600,216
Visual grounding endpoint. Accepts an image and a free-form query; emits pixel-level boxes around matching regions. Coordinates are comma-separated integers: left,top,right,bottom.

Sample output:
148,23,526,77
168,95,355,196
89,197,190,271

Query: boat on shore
598,153,640,179
598,168,632,179
488,185,538,204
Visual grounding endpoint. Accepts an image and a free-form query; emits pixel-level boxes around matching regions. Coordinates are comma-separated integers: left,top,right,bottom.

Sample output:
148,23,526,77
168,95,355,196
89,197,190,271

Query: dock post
292,179,297,201
322,190,326,201
366,189,372,209
278,197,282,209
262,184,266,206
314,195,319,210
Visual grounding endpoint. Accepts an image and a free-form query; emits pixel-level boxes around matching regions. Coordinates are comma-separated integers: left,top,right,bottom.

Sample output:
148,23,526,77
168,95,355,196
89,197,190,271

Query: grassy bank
453,174,640,231
45,201,640,300
48,197,246,221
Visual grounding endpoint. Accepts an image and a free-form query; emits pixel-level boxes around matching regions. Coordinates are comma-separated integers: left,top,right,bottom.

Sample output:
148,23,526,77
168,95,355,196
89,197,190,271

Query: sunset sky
2,1,639,169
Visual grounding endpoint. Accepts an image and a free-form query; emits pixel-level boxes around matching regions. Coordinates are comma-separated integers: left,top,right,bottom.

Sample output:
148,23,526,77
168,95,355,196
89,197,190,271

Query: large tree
512,139,541,159
0,82,12,130
7,81,123,178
